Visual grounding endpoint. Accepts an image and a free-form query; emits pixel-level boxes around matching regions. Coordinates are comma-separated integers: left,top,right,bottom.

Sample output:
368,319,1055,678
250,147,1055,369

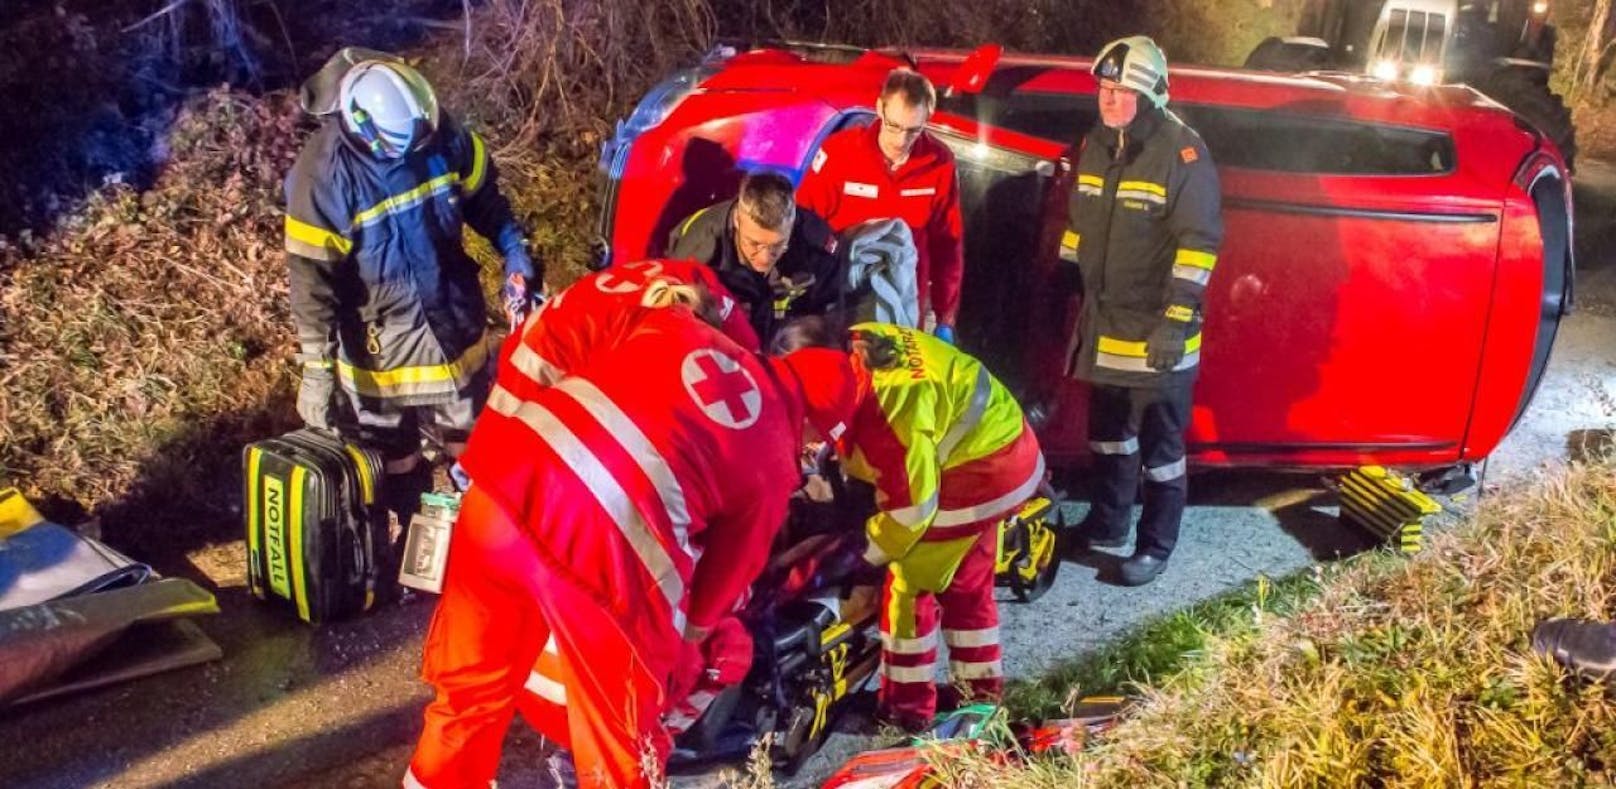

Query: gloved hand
813,533,881,589
933,324,955,344
666,637,704,705
1145,320,1190,372
296,363,337,431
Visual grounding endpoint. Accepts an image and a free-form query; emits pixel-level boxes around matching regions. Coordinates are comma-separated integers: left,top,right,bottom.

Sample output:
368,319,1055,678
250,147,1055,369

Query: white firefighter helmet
1092,36,1170,109
338,60,440,159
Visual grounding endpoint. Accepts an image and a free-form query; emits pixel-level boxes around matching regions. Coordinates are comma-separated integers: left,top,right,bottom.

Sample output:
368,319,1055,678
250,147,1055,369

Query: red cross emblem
681,350,761,429
595,260,664,295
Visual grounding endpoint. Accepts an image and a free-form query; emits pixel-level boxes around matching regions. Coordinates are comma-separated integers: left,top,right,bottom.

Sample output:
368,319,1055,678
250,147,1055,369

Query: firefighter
776,318,1046,732
284,49,539,522
1058,36,1223,587
405,304,810,789
798,68,965,343
666,170,844,347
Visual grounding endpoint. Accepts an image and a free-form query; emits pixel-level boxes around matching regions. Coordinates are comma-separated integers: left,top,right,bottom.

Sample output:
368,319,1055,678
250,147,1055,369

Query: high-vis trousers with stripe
407,488,669,789
879,526,1002,722
1085,382,1192,559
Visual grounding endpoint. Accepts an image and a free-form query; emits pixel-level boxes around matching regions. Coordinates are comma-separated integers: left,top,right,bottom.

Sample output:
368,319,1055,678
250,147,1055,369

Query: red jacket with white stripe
462,307,800,649
494,259,761,401
797,123,965,327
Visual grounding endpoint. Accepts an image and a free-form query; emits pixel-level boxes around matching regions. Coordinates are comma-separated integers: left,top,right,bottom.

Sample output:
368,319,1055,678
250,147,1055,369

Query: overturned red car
595,43,1574,477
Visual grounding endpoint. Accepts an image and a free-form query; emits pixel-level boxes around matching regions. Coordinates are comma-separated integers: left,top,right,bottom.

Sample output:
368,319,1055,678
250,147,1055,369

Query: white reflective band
949,659,1004,680
933,453,1046,528
1059,246,1079,263
525,670,568,705
402,767,429,789
1115,189,1166,205
510,343,563,387
937,367,991,464
1089,437,1139,455
556,378,695,561
1146,457,1187,482
943,626,1001,649
900,187,937,197
1172,264,1213,286
888,491,940,528
1095,350,1201,374
487,387,685,628
1076,184,1102,196
544,635,559,655
881,629,939,655
882,662,936,684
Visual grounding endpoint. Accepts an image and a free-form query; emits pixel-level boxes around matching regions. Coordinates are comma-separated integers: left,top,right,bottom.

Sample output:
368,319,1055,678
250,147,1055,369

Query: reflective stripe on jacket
840,323,1033,563
284,113,521,407
1062,105,1223,389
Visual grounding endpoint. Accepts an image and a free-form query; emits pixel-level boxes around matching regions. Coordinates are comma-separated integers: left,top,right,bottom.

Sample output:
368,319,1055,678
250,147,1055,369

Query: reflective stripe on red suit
407,307,800,788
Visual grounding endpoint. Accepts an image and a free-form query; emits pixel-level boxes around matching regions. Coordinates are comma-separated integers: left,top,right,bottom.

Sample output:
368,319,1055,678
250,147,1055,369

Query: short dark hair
770,316,902,371
880,68,936,113
736,170,797,231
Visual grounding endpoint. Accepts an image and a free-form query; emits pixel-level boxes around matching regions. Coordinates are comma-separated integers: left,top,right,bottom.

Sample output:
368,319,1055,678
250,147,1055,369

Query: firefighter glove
813,533,881,589
1145,320,1190,372
297,362,338,431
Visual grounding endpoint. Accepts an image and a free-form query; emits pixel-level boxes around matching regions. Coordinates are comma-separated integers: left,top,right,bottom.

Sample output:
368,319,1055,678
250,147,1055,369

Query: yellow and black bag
242,429,389,624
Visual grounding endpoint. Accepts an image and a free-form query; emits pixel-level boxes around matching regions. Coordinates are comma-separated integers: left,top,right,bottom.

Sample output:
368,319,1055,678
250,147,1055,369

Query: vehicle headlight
1409,65,1439,86
1372,60,1400,81
622,69,703,137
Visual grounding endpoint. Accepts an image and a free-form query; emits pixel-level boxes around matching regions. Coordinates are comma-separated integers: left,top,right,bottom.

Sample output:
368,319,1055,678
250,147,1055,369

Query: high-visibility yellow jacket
840,323,1040,571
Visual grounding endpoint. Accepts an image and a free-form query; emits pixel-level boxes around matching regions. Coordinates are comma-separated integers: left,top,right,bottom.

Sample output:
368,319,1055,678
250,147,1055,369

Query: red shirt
798,123,966,326
464,307,801,646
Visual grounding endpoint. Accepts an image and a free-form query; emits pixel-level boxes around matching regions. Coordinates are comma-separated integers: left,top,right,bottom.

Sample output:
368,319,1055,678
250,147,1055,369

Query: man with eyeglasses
799,67,965,344
1057,36,1222,587
666,169,845,346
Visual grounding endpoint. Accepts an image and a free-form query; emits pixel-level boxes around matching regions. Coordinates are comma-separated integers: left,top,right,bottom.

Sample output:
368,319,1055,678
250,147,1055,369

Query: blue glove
933,324,955,344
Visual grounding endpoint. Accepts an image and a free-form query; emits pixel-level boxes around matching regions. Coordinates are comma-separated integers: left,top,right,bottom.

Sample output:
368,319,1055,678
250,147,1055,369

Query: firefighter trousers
406,488,669,789
1085,382,1191,559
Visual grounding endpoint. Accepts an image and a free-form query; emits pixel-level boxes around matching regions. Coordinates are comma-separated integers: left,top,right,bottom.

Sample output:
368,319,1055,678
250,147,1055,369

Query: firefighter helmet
338,60,440,159
1093,36,1170,108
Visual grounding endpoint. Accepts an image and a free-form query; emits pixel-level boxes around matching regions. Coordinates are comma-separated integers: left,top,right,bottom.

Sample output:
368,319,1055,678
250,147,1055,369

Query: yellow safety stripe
1060,229,1079,249
1095,333,1203,358
677,204,717,239
1165,305,1194,322
285,215,352,260
343,445,376,505
337,334,489,399
463,132,489,195
1077,174,1105,188
1118,180,1166,197
1175,248,1218,270
246,448,262,581
351,173,459,229
289,465,311,622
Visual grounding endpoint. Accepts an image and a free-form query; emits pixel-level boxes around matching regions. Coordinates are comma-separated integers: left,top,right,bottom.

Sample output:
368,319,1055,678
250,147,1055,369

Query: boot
1533,618,1616,680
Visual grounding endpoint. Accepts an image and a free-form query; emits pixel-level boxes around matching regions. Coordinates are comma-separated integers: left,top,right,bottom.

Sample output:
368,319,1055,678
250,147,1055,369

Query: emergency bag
242,429,391,624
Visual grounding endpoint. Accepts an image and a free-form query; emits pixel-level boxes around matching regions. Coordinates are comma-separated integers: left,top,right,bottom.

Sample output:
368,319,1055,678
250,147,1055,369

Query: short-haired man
798,68,965,344
666,170,843,346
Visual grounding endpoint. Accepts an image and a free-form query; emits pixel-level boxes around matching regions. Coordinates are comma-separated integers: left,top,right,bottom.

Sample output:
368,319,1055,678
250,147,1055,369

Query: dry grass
946,461,1616,786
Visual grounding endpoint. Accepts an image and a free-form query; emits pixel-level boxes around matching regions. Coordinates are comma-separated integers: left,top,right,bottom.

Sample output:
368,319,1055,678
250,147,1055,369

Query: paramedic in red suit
494,258,760,396
405,305,802,789
797,67,966,343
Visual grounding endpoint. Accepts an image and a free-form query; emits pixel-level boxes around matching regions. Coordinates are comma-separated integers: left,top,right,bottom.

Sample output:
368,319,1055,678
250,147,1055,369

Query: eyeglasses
737,234,789,258
880,110,927,138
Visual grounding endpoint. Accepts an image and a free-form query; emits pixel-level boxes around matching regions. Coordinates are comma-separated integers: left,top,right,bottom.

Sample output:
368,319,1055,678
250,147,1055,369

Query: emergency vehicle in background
595,41,1573,487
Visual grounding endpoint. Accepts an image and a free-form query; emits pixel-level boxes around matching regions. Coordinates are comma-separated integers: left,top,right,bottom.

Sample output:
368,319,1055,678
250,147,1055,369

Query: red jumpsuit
797,123,966,328
406,307,800,789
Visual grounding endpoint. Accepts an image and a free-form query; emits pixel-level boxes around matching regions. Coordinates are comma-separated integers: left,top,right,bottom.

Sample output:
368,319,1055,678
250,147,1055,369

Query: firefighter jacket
495,258,760,404
664,199,844,345
283,112,527,409
461,306,803,654
798,123,966,327
839,323,1045,571
1060,104,1223,390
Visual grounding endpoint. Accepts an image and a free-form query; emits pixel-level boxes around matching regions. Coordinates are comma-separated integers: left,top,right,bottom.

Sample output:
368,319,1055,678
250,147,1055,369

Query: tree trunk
1584,0,1614,93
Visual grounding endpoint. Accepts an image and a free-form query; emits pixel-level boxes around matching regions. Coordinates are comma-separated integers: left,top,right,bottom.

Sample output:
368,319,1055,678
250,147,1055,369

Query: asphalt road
1,160,1613,789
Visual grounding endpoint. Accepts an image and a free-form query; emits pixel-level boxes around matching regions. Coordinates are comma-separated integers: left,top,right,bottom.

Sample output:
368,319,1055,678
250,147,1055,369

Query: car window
944,88,1454,176
1172,104,1456,175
